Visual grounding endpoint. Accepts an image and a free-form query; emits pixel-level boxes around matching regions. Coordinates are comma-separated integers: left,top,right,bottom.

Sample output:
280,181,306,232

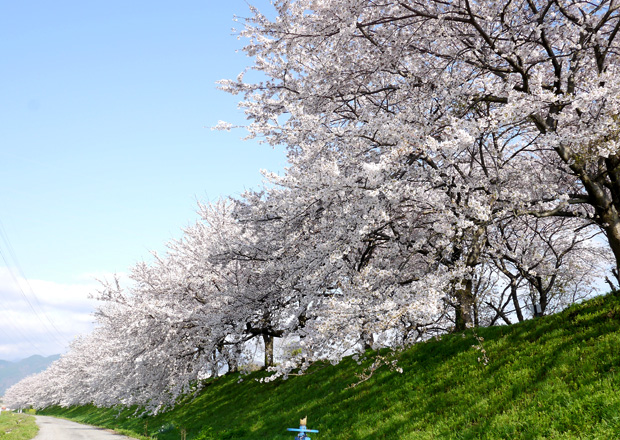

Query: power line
0,247,68,349
0,308,49,356
0,219,70,348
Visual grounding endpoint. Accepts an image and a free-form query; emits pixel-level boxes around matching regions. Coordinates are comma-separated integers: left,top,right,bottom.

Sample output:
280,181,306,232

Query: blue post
287,417,318,439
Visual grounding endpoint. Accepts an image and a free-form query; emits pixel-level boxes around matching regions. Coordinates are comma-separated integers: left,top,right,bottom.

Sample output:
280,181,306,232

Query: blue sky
0,0,285,360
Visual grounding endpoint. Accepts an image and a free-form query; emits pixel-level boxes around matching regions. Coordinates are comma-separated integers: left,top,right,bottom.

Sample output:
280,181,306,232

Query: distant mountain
0,355,60,396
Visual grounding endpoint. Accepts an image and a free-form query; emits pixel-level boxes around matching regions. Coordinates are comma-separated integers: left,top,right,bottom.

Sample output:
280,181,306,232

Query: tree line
5,0,619,413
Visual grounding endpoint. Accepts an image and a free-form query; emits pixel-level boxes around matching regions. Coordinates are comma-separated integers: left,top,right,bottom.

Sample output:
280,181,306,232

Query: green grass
0,412,38,440
40,292,620,439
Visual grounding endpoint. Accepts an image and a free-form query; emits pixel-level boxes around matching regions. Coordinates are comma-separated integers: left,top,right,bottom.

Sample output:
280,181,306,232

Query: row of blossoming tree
5,0,619,414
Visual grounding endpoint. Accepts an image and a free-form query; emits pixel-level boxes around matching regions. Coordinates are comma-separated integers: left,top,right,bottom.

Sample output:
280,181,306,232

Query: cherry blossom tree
488,216,608,319
4,192,608,410
221,0,620,275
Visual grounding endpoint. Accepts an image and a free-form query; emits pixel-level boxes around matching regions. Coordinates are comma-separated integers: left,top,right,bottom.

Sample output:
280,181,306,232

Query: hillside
40,293,620,439
0,355,60,396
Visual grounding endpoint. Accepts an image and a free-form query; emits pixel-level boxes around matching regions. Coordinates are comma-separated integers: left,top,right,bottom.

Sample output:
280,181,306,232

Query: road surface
34,415,138,440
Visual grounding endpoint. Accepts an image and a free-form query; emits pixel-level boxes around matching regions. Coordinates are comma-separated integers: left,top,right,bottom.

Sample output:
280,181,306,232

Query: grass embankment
0,412,38,440
40,292,620,439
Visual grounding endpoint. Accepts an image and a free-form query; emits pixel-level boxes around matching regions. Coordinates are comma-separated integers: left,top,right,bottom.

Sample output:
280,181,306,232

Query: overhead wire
0,219,71,346
0,246,68,350
0,219,70,353
0,282,49,356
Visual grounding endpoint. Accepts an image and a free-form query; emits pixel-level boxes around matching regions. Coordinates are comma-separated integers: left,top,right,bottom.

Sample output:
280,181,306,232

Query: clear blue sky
0,0,285,361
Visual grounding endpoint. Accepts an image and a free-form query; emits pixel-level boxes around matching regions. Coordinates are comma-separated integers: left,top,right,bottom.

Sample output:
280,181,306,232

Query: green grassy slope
41,292,620,439
0,412,38,440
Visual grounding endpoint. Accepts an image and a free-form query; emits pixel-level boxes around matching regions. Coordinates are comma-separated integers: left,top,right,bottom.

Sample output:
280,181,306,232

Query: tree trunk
227,355,238,374
454,225,486,331
510,281,524,323
566,153,620,279
263,334,274,368
361,330,374,350
604,217,620,280
536,275,552,316
473,299,480,327
454,278,475,332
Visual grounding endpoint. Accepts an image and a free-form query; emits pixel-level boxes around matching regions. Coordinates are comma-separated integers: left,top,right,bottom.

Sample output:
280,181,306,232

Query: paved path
34,415,137,440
